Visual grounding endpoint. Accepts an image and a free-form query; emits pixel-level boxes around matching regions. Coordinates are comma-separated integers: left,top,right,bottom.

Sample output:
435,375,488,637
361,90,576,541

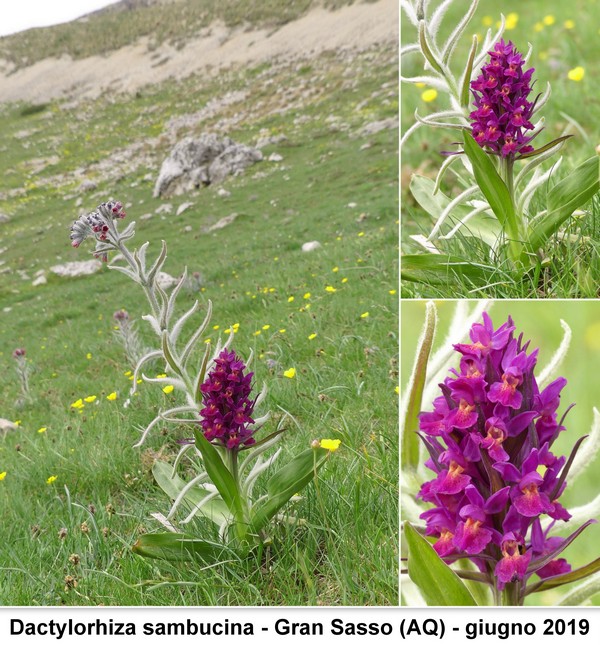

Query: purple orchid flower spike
416,312,597,604
199,349,257,450
470,40,537,158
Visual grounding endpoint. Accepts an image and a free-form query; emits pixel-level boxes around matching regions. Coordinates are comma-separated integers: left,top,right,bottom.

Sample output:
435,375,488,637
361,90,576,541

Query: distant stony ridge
0,0,398,104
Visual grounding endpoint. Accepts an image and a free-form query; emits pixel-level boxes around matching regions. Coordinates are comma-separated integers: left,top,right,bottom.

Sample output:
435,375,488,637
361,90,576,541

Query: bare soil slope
0,0,398,103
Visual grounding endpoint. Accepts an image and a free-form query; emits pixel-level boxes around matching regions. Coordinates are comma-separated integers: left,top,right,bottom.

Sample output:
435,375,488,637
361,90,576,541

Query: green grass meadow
0,39,399,605
401,300,600,605
401,0,600,298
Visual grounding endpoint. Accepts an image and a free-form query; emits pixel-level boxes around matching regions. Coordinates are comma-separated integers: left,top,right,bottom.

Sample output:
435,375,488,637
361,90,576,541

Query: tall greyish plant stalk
70,201,337,561
401,0,599,281
12,347,33,407
401,302,600,606
112,309,147,368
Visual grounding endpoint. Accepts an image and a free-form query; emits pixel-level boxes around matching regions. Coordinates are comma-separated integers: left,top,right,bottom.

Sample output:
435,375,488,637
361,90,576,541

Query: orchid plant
401,0,599,283
401,302,600,606
70,201,337,561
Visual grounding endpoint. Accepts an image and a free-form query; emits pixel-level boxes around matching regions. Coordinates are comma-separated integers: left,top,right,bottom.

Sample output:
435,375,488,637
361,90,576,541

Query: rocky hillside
0,0,395,101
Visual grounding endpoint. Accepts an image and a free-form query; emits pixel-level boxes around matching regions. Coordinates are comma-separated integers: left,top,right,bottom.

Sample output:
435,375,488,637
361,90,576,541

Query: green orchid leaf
132,532,226,561
462,131,521,252
402,253,497,284
528,156,600,251
251,447,330,533
402,302,436,472
193,430,244,523
152,460,230,526
404,522,478,606
525,557,600,596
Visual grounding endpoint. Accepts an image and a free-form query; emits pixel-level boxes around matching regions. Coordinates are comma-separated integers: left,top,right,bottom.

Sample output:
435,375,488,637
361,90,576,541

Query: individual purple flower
470,40,537,158
12,348,26,359
417,312,595,599
199,349,256,450
494,533,532,589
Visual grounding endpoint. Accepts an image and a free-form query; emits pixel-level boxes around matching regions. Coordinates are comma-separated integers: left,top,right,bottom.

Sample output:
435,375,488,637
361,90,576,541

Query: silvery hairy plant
12,347,33,408
70,201,336,561
401,0,599,278
401,301,600,606
112,309,148,368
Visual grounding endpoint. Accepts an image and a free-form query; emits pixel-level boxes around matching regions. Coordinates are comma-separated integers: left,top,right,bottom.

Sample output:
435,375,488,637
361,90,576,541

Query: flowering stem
227,448,253,545
112,232,162,322
500,156,523,267
501,582,521,606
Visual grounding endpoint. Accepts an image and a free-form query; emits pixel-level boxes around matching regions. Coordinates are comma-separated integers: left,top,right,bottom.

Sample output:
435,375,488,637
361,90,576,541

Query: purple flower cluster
199,349,257,450
69,200,126,251
418,313,592,593
470,40,536,158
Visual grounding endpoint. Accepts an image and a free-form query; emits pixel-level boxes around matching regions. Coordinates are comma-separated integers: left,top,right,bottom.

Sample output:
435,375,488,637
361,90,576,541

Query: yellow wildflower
279,329,286,334
47,475,58,484
0,472,6,481
357,232,365,237
415,82,426,88
124,370,132,376
308,333,317,340
389,289,397,295
70,399,84,409
421,89,437,103
86,353,92,360
567,67,585,81
482,15,493,27
564,19,575,29
341,278,348,284
253,330,261,336
162,385,174,394
320,439,341,452
505,13,518,30
332,266,339,273
325,286,337,293
303,292,311,300
262,324,270,330
283,367,296,379
288,296,295,303
84,395,96,403
360,312,370,319
106,392,117,401
38,427,47,434
543,15,555,26
156,374,167,379
213,324,220,330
